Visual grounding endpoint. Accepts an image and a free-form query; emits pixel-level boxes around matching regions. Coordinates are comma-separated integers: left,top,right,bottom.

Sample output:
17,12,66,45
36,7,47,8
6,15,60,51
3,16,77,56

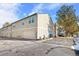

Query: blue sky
16,3,79,22
0,3,79,27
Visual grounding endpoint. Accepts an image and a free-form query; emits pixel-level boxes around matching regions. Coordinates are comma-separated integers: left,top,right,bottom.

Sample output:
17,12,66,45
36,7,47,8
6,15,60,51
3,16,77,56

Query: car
73,37,79,55
73,37,79,45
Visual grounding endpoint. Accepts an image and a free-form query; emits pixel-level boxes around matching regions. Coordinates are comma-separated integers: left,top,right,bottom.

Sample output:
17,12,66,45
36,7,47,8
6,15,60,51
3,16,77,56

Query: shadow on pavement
0,36,41,41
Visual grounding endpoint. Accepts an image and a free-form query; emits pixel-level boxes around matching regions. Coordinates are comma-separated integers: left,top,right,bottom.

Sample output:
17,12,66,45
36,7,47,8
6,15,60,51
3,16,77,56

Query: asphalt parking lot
0,37,78,56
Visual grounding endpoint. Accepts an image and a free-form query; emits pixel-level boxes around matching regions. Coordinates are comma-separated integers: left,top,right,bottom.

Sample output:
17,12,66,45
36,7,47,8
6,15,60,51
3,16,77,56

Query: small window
29,20,31,24
13,25,15,28
32,19,34,23
22,23,24,25
31,16,34,23
28,16,35,24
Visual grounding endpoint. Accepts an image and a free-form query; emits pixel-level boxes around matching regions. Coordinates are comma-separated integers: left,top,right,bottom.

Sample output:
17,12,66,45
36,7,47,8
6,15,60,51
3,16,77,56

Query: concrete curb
36,38,53,43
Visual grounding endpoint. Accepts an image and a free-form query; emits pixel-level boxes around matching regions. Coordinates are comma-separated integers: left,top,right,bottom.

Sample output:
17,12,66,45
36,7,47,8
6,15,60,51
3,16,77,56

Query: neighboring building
54,23,65,37
0,13,54,39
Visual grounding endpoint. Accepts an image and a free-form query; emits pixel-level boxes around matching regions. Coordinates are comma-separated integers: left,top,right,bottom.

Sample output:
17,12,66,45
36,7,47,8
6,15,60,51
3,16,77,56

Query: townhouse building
0,13,54,39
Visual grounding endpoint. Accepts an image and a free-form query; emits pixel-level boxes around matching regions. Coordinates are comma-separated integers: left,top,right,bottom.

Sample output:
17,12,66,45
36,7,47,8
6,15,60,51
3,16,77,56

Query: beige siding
0,26,12,37
37,14,53,39
11,15,37,39
5,26,12,37
0,13,54,39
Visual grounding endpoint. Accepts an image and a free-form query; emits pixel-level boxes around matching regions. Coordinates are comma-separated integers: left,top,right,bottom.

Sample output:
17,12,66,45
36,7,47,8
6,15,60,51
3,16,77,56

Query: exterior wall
0,14,37,39
0,27,11,37
37,14,53,39
11,14,37,39
0,29,2,36
3,26,12,37
0,13,54,39
0,29,3,36
49,16,54,36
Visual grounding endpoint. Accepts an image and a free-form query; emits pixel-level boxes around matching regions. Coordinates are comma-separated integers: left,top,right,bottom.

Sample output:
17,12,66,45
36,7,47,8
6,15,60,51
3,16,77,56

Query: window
32,19,34,23
13,25,15,28
31,16,34,23
28,16,35,24
48,28,53,38
29,20,31,24
22,23,24,25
